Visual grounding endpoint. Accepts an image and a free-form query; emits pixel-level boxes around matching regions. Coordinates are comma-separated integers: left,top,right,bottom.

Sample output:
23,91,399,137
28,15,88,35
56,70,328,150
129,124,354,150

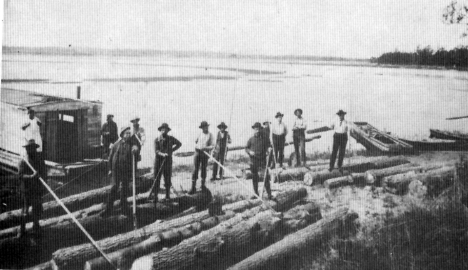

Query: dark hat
130,116,140,123
23,139,39,148
263,120,270,125
217,122,227,129
107,114,114,119
120,126,131,137
158,123,171,131
199,121,209,128
27,109,35,114
275,112,284,118
294,108,303,115
336,109,347,116
252,122,262,129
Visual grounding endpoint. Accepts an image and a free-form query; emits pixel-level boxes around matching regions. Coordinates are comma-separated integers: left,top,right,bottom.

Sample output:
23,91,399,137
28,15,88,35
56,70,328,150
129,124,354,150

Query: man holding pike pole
246,122,273,199
152,123,182,203
190,121,215,194
210,122,232,181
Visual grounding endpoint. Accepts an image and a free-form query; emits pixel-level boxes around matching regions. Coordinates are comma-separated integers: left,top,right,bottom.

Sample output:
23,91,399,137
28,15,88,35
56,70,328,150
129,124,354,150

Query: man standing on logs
101,126,137,217
101,114,118,157
246,122,273,199
153,123,182,202
210,122,232,181
271,112,288,168
329,109,350,172
292,108,307,167
190,121,215,194
17,139,45,237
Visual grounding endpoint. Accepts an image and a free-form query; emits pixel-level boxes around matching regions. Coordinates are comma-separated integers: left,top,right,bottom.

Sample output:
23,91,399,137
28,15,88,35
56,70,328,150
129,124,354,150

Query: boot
165,188,171,200
188,181,197,195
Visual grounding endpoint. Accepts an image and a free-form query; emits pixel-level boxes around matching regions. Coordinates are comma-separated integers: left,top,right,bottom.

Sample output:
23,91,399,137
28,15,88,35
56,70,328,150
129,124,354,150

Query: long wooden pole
132,155,138,230
22,157,116,270
446,115,468,120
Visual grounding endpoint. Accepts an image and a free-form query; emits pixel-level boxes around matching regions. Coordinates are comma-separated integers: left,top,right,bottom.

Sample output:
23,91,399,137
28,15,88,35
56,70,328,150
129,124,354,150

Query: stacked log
324,173,366,189
51,187,306,270
228,208,358,270
0,173,156,230
365,163,442,186
130,200,320,270
382,167,455,195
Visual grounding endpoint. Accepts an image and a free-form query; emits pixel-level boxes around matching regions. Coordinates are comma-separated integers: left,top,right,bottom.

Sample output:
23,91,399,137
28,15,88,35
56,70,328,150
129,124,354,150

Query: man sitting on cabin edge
329,109,350,172
246,122,273,200
21,109,43,159
101,126,137,217
153,123,182,203
17,139,46,237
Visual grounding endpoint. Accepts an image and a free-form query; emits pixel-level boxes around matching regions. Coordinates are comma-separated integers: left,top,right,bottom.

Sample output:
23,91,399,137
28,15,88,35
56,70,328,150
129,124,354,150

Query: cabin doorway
56,110,87,162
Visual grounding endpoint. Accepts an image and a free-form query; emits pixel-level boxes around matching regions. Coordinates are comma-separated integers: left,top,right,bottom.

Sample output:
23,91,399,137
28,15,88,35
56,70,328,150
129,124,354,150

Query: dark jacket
213,131,231,156
154,135,182,161
246,133,270,160
108,139,133,175
18,154,46,195
101,121,118,145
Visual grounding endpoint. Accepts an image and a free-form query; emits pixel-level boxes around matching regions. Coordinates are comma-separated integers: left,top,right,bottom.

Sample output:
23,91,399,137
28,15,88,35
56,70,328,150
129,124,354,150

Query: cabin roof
1,87,101,110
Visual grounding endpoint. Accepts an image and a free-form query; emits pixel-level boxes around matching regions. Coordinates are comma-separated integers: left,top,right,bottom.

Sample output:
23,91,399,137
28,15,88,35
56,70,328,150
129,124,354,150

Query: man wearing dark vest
153,123,182,202
211,122,232,181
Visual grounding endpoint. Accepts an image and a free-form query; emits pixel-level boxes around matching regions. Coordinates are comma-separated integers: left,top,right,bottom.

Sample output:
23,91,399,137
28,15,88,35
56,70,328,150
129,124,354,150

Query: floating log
0,173,156,230
52,187,306,270
324,173,366,189
227,208,358,270
130,201,320,270
382,167,454,195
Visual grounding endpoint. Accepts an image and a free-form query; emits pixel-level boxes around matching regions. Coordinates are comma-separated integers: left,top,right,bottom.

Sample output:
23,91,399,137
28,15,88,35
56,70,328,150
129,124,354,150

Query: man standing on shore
246,122,273,199
17,139,45,236
190,121,215,194
21,109,43,158
153,123,182,202
271,112,288,168
329,110,349,172
292,108,307,167
101,126,136,217
211,122,232,181
101,114,118,157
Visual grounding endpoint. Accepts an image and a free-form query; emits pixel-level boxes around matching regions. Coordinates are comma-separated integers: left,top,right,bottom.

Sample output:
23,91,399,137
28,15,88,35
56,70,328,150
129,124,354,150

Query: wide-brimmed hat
158,123,171,131
120,126,131,137
107,114,114,119
336,109,347,116
252,122,262,129
130,116,140,123
263,120,270,125
217,122,227,129
275,112,284,118
199,121,209,128
294,108,303,115
23,139,39,149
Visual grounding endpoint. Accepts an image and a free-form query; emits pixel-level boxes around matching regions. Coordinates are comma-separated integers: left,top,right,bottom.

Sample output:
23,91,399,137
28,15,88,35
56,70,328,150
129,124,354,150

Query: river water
2,54,467,167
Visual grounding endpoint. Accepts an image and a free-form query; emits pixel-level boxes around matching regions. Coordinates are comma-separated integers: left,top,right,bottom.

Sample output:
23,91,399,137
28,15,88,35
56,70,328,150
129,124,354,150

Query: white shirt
132,127,146,146
271,122,288,136
23,117,43,152
330,119,349,134
292,117,307,130
195,132,215,150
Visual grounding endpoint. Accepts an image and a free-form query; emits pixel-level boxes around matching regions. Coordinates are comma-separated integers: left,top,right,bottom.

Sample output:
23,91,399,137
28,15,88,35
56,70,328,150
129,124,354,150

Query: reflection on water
2,54,467,167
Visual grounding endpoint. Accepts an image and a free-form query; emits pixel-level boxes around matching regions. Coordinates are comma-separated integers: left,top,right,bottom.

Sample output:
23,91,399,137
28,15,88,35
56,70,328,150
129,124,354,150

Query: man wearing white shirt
292,108,307,167
329,110,349,172
190,121,215,194
271,112,288,168
21,109,43,155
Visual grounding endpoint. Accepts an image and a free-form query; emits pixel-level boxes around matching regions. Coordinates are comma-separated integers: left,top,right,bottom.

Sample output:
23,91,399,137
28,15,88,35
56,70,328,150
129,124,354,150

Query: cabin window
59,113,74,123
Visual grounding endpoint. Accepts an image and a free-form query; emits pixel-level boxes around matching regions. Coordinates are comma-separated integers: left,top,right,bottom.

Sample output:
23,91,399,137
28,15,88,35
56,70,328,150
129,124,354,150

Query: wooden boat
0,88,105,177
429,129,468,141
350,122,414,154
399,138,468,152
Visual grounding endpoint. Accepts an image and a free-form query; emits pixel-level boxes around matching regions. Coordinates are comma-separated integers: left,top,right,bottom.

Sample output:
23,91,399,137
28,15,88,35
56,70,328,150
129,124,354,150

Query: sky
2,0,468,58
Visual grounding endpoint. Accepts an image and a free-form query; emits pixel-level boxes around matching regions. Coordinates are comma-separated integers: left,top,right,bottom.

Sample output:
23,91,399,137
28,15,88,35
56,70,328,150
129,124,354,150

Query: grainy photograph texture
1,1,468,270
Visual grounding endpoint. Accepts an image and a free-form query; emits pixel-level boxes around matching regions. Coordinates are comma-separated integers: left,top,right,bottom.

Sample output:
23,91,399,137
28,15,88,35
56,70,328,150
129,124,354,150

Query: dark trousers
153,157,172,198
192,149,209,184
106,170,130,212
272,134,286,167
293,131,306,165
250,157,271,196
330,133,348,169
20,183,43,234
212,149,226,178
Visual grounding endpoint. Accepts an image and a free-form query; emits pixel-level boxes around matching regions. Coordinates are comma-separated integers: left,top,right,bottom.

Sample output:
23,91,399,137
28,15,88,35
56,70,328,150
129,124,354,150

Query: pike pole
132,155,138,230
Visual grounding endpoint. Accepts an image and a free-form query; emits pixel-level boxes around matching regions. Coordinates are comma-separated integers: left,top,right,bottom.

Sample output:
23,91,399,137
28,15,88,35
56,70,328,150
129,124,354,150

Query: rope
22,157,117,270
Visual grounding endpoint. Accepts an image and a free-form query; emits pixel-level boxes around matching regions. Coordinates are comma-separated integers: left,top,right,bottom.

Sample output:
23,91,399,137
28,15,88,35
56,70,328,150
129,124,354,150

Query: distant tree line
372,46,468,69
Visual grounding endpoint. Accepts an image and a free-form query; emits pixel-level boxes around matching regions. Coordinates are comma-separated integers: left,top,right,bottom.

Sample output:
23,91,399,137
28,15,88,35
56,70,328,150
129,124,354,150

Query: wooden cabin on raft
0,87,104,177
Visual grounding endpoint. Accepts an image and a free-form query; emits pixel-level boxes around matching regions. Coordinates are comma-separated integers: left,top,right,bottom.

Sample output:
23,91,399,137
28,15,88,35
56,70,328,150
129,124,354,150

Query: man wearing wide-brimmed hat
271,112,288,168
152,123,182,202
101,126,134,217
190,121,215,194
329,109,350,172
17,139,46,236
210,122,232,181
292,108,307,167
245,122,273,199
101,114,118,157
